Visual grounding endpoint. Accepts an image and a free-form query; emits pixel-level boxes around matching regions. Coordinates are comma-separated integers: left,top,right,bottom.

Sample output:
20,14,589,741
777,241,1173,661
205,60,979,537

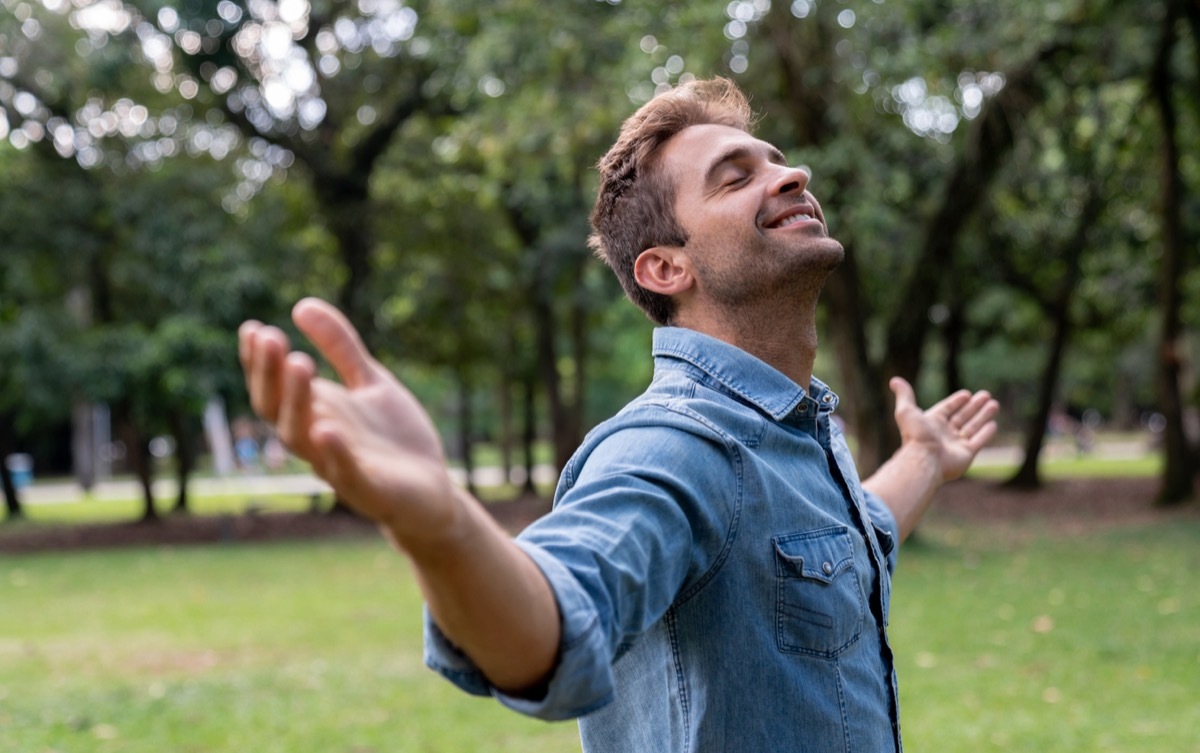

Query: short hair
588,78,756,325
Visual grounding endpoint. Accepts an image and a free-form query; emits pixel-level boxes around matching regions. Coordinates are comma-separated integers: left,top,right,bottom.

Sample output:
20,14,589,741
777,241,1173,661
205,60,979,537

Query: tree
372,0,656,474
123,0,480,341
1149,0,1198,504
731,0,1094,471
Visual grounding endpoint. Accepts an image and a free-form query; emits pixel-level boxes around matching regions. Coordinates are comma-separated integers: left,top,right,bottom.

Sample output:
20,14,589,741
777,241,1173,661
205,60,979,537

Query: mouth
763,203,819,230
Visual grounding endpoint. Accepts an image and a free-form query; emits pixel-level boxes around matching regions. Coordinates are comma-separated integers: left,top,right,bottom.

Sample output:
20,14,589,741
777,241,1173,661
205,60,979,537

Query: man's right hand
239,298,562,694
238,297,462,550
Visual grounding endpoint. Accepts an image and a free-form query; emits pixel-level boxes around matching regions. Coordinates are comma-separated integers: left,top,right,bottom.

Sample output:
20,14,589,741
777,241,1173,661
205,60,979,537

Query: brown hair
588,78,756,325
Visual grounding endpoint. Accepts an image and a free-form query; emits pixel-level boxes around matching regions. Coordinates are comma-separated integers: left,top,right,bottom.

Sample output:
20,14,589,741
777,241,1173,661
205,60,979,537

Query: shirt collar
651,327,838,421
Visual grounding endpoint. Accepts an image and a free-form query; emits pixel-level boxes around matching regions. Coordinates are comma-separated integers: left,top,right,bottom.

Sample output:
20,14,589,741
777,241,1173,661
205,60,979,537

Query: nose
769,165,810,196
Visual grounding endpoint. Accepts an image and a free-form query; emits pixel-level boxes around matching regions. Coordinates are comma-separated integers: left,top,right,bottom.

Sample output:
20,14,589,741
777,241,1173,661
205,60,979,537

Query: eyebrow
702,142,789,186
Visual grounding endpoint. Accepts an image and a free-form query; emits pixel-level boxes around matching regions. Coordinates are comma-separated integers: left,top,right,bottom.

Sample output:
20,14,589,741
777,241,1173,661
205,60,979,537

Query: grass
1,491,327,526
0,540,582,753
968,454,1162,480
2,477,1197,751
891,516,1200,752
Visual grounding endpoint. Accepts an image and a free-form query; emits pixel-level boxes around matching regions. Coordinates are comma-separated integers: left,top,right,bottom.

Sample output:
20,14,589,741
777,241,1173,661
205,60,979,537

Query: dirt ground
1,478,1196,556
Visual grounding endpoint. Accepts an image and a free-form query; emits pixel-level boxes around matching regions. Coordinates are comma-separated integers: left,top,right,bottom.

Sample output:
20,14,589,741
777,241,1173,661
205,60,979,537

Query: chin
803,237,845,269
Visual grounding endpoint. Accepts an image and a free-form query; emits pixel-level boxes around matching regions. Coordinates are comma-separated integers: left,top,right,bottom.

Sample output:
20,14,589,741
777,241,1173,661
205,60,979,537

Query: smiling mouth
765,207,817,229
769,212,813,228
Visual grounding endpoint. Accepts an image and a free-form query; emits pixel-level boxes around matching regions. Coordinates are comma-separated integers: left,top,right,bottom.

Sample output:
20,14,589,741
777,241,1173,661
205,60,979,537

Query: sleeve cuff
423,540,617,721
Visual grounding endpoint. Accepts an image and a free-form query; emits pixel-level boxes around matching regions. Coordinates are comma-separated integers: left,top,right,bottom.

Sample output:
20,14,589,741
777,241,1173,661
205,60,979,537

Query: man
239,78,998,752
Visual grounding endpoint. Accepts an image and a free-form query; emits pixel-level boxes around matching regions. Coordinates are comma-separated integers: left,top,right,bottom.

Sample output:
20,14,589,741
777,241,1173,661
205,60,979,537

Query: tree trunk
568,266,588,455
208,63,441,347
941,299,967,396
312,181,377,344
169,409,195,515
1004,177,1102,489
821,248,893,473
1005,307,1071,489
521,375,538,495
498,371,515,485
883,38,1073,388
117,410,157,522
1150,3,1195,505
531,273,577,474
456,371,477,498
0,421,23,521
763,1,835,147
765,14,1073,472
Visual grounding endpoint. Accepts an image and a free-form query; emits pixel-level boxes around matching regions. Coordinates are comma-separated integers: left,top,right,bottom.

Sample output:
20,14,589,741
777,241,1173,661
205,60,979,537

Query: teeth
774,213,812,228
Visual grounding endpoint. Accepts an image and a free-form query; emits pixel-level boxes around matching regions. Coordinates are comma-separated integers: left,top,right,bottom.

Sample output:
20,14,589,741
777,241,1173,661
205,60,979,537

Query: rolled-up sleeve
424,539,621,720
423,413,736,721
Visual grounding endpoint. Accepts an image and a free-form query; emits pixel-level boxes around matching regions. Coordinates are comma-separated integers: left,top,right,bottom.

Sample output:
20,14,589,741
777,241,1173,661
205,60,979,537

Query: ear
634,246,695,297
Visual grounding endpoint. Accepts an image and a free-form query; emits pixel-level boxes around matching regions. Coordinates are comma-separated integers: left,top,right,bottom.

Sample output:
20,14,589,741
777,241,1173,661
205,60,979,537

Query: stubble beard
696,235,845,311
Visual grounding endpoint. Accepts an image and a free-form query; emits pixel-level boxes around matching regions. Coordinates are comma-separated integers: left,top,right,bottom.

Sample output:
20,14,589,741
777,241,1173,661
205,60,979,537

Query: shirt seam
650,401,745,610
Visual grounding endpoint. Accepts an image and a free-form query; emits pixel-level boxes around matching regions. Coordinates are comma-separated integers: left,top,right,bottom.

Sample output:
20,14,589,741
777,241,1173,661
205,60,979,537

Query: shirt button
798,404,808,413
821,393,834,404
822,561,834,575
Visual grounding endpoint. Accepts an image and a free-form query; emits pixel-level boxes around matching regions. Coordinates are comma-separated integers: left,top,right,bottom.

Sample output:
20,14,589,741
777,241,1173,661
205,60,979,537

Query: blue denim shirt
426,327,902,752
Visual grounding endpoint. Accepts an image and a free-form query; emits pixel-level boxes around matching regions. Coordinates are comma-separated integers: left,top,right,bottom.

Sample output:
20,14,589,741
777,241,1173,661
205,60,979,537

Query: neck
677,297,819,389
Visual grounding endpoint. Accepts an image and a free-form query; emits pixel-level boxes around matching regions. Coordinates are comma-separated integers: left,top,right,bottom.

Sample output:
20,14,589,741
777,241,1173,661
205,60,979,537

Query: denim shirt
426,327,902,753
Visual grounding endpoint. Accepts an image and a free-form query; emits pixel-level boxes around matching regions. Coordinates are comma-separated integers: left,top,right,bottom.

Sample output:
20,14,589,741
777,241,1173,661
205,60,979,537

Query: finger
238,320,263,372
929,389,973,427
292,297,378,389
958,394,1000,437
888,377,917,414
276,351,317,454
247,326,291,422
963,419,999,453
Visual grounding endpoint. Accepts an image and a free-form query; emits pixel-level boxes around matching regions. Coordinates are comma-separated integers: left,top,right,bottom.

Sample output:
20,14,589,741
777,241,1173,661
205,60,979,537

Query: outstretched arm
862,377,1000,542
239,298,560,695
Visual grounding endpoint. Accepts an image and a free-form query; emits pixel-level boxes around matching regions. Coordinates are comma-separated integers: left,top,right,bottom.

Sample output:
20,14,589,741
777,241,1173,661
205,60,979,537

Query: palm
310,371,452,521
242,299,459,542
890,377,998,482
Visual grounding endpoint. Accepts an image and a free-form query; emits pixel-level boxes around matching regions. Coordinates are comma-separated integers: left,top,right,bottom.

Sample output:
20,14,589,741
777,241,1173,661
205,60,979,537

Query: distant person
238,78,999,752
232,418,261,474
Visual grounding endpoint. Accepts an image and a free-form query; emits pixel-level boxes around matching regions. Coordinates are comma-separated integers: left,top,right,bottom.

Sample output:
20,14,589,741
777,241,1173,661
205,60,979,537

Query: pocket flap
773,527,853,584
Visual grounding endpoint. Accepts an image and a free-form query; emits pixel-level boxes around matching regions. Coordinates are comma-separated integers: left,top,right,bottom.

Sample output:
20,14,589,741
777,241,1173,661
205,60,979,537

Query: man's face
658,124,844,308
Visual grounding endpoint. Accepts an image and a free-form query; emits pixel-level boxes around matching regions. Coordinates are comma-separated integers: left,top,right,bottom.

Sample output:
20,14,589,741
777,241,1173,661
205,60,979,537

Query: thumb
888,376,916,413
309,418,361,500
292,298,377,389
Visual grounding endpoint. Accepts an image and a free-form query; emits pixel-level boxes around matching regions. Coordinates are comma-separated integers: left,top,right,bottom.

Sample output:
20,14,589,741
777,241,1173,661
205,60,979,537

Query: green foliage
1,0,1197,482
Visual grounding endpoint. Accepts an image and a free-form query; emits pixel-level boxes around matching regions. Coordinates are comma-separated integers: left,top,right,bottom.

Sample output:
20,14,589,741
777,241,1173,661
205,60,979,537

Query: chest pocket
773,526,865,658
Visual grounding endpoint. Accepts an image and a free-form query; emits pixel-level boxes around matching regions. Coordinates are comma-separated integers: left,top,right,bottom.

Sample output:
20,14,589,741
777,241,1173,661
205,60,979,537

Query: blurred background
0,0,1197,520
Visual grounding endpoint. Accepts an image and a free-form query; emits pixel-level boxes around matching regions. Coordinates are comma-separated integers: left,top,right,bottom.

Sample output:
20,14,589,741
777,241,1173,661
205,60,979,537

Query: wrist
893,440,943,485
384,483,492,566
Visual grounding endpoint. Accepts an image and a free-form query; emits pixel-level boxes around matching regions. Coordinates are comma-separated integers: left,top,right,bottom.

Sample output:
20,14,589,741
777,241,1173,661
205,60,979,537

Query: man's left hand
889,377,1000,482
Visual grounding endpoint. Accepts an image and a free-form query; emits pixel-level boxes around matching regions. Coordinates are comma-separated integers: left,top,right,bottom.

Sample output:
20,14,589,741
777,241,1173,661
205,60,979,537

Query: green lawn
0,539,580,753
0,491,327,526
891,516,1200,753
968,454,1162,480
2,511,1197,752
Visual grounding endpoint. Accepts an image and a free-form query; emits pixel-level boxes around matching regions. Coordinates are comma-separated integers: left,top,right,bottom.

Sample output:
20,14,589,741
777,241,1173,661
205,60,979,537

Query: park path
16,438,1150,507
19,465,561,506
